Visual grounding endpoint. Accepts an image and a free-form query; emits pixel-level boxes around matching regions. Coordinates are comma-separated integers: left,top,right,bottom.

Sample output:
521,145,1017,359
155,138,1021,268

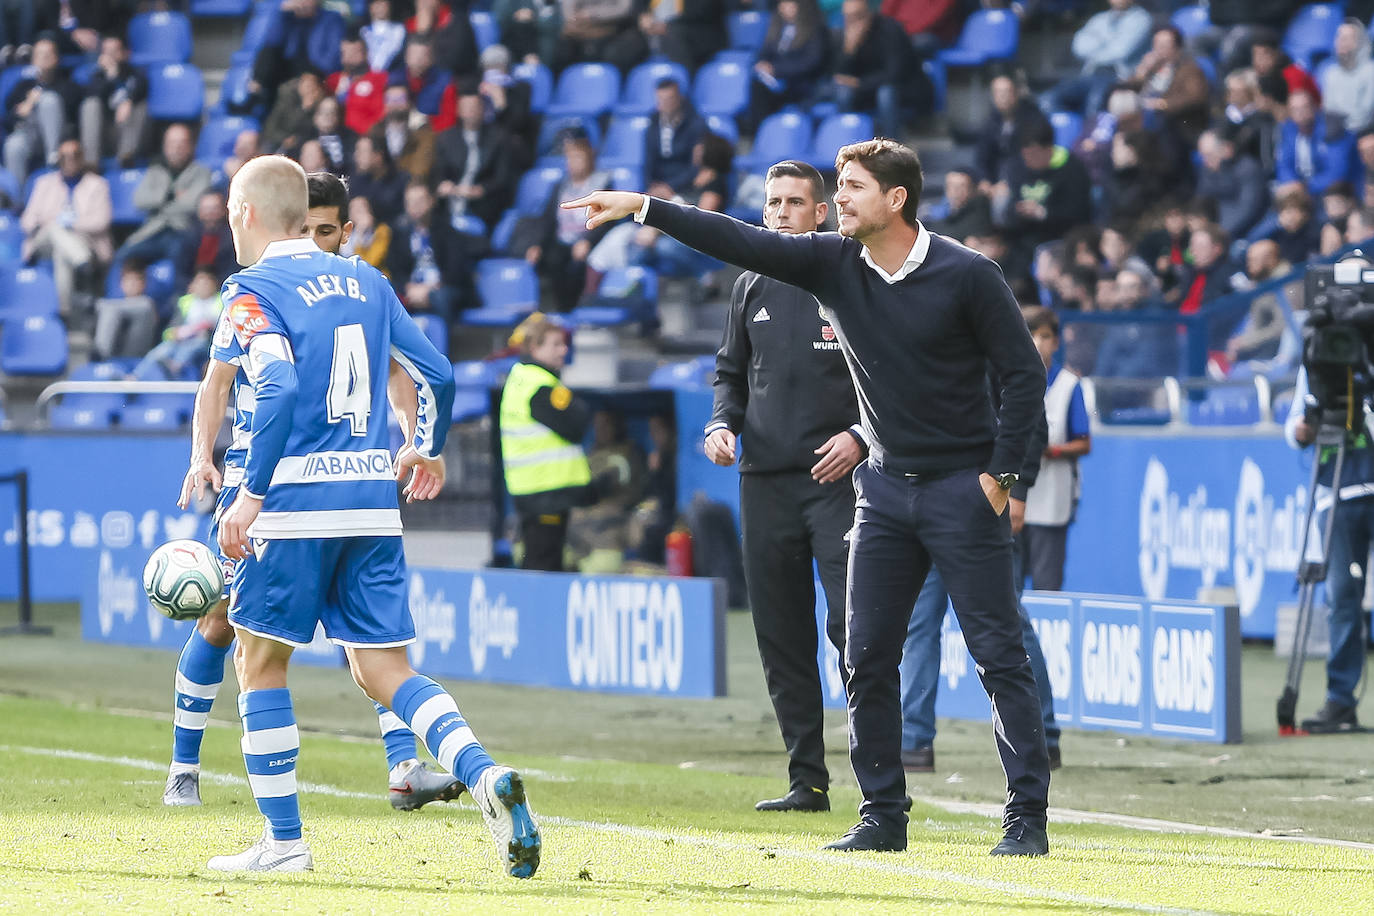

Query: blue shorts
208,484,240,601
228,535,414,648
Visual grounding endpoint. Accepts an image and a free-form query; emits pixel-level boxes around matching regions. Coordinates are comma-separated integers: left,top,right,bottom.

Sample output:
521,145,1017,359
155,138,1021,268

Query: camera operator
1285,363,1374,733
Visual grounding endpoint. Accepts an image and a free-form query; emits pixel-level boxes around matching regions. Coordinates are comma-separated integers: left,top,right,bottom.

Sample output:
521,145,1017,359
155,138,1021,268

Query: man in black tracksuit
705,161,868,814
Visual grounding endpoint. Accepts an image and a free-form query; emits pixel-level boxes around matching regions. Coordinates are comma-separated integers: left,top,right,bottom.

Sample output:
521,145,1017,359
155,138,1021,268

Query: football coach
564,139,1051,857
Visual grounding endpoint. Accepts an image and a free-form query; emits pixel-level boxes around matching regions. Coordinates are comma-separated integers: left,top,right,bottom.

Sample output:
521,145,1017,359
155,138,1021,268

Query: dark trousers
1320,498,1374,708
1021,523,1068,591
847,461,1049,830
520,511,568,572
740,470,852,793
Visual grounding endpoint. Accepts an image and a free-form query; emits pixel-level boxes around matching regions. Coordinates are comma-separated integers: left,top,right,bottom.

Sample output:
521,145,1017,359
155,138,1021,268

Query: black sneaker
1301,700,1360,734
755,787,830,812
822,816,907,852
901,745,934,773
990,822,1049,856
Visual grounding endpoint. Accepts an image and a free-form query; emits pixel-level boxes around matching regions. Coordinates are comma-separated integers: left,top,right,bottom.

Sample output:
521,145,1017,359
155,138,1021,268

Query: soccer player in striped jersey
206,156,540,878
164,173,461,812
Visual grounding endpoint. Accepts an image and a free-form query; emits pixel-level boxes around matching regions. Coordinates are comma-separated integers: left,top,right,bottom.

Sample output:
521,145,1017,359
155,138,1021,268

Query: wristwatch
993,472,1019,491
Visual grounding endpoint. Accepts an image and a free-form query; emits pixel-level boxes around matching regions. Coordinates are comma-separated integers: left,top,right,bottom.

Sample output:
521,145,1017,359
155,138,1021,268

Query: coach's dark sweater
644,199,1046,476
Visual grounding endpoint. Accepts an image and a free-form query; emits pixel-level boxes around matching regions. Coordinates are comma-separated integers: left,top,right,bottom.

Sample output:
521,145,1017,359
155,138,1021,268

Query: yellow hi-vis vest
499,361,592,497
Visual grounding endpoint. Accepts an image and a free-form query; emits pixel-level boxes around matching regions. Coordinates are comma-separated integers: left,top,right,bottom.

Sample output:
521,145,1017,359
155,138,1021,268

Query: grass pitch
2,604,1373,913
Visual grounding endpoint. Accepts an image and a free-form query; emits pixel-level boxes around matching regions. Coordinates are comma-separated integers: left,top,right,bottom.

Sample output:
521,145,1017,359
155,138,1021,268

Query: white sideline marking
3,744,1333,916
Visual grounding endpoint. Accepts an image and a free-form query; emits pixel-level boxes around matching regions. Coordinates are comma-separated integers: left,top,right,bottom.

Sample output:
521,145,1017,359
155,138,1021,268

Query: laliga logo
1138,459,1171,600
408,572,456,666
1232,459,1267,619
468,575,519,674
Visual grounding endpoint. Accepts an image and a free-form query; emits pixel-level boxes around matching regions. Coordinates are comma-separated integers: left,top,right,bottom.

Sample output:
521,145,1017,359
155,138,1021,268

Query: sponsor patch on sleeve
550,385,572,410
227,290,272,345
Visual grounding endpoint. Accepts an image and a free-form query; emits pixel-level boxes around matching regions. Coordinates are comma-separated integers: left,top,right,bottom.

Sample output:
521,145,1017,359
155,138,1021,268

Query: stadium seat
50,405,118,430
513,61,553,113
0,66,35,111
923,59,947,113
514,165,566,216
108,168,147,226
807,112,874,167
615,59,690,116
536,115,601,155
413,312,448,357
0,167,19,208
705,114,739,144
215,61,256,116
232,7,278,65
475,258,539,311
1,314,68,375
470,11,500,51
1283,3,1342,68
453,359,500,390
118,403,190,430
128,11,193,66
1048,111,1082,150
607,165,644,191
936,10,1019,67
570,266,659,327
450,389,490,423
649,355,714,390
0,212,22,262
598,116,651,168
491,208,520,254
727,11,768,53
190,0,254,15
545,63,621,119
196,115,259,163
0,266,59,319
449,212,487,237
709,49,755,69
145,259,180,306
739,110,812,172
693,58,751,117
1187,388,1260,426
1169,4,1211,41
147,64,205,121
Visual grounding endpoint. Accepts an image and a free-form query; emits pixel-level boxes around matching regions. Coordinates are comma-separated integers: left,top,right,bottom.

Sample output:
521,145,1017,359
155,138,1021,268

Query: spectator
328,32,390,137
1098,224,1151,280
310,96,354,173
1322,20,1374,135
522,133,609,309
1251,29,1321,106
1357,129,1374,203
1092,266,1178,378
1074,87,1150,186
1276,89,1358,196
93,260,158,362
408,0,479,79
1231,237,1290,293
1266,186,1322,265
347,134,406,224
567,409,648,569
1052,264,1097,311
688,131,734,213
20,136,111,315
0,1,36,64
1173,222,1233,313
119,124,212,269
362,0,407,73
478,44,538,168
298,138,329,173
995,118,1092,279
1101,128,1169,225
880,0,961,50
1138,198,1189,291
369,83,437,182
645,78,706,198
251,0,345,112
176,190,238,287
494,0,562,65
35,1,134,57
826,0,919,140
222,128,262,187
1201,0,1300,74
975,75,1048,197
925,168,991,242
78,34,147,169
1346,206,1374,244
638,0,726,72
435,91,516,228
2,36,79,185
1043,0,1153,118
261,68,327,157
747,0,829,131
1126,25,1209,146
1196,126,1268,241
964,229,1021,294
1319,181,1358,254
1223,69,1275,171
385,181,467,319
554,0,648,73
393,38,455,131
1223,240,1293,370
340,195,391,270
130,266,223,380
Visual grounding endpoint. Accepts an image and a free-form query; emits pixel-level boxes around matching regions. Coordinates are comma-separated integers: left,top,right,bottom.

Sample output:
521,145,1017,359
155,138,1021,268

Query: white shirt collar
259,238,322,260
859,223,930,284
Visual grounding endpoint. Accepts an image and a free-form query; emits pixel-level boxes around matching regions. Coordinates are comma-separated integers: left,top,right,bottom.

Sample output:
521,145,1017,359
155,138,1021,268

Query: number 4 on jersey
327,323,371,435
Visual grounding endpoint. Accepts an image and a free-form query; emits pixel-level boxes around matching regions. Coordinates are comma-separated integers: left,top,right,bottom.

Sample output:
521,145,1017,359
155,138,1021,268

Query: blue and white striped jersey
224,237,456,539
208,312,251,488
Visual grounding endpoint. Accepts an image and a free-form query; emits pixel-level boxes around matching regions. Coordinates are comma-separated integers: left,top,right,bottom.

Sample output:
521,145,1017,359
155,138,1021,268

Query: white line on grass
1,743,1239,916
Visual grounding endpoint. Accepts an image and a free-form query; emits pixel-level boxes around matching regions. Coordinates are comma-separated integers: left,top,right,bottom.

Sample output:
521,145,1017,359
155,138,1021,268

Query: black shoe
990,822,1049,857
755,787,829,812
902,795,913,813
901,745,934,773
822,817,907,852
1301,700,1360,734
1048,745,1062,771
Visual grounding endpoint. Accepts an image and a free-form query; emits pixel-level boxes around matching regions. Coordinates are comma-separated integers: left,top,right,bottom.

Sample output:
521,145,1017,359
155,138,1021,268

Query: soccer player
208,155,541,877
164,173,461,812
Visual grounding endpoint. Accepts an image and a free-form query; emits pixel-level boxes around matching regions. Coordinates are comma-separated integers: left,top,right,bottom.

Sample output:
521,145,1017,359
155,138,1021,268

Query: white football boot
207,823,313,873
472,766,541,878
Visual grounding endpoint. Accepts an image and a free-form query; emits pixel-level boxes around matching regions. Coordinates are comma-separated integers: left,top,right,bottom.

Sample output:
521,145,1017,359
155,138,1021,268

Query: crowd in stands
2,0,1373,395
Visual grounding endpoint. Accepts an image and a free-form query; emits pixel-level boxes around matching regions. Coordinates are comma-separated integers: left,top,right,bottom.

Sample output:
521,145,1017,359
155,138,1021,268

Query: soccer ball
142,540,224,621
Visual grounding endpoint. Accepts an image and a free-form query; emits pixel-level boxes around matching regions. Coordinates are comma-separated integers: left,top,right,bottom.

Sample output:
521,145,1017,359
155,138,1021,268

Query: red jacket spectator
329,33,390,136
879,0,961,44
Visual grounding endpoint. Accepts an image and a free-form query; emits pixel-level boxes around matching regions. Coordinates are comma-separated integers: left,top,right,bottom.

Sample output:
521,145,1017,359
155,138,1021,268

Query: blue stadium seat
118,403,190,430
1170,4,1211,41
513,61,553,113
1103,406,1172,425
598,116,651,168
128,11,193,66
147,64,205,121
108,168,147,226
570,266,659,327
546,63,622,119
1195,55,1217,86
936,10,1019,67
693,58,751,117
0,212,22,262
475,258,539,311
450,212,487,237
412,312,448,357
0,167,19,208
739,110,812,172
727,11,768,53
649,355,714,390
491,208,520,254
49,362,128,427
607,165,644,191
190,0,254,15
807,112,874,168
50,405,118,430
1284,3,1343,68
0,266,59,318
1187,388,1261,426
1048,111,1082,150
453,359,500,390
536,115,601,155
216,61,256,116
705,114,739,144
615,59,690,116
233,8,279,65
0,66,35,111
1,314,68,375
514,165,566,216
709,49,755,69
450,389,490,423
196,115,259,163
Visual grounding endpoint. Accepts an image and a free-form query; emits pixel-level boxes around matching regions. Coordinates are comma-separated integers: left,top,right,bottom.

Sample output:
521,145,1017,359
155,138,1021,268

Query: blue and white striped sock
238,688,302,841
172,629,232,767
375,701,419,771
391,675,495,789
